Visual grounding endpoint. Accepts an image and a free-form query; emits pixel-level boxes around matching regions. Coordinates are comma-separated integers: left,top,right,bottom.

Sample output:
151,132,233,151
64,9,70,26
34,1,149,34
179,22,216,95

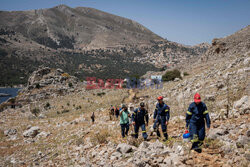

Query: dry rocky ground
0,26,250,167
0,50,249,166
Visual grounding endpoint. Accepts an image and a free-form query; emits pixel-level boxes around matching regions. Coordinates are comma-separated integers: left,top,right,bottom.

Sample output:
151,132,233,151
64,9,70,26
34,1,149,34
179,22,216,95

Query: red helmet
194,93,201,103
157,96,163,100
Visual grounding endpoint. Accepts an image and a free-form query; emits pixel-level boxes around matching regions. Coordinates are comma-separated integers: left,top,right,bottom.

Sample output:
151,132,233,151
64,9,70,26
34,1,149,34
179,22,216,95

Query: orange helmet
157,96,163,100
194,93,201,103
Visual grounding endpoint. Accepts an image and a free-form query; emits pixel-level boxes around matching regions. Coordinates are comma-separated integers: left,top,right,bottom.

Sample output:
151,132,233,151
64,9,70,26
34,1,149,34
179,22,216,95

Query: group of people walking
115,93,211,153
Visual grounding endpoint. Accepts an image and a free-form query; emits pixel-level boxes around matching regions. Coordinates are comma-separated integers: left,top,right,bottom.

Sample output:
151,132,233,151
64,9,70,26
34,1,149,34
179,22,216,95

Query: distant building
151,75,162,81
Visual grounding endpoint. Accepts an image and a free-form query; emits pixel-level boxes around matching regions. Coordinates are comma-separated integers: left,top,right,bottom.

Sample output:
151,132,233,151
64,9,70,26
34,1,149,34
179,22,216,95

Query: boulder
236,135,249,147
204,94,215,101
110,151,122,161
172,142,184,155
246,130,250,137
23,126,40,138
149,140,165,150
234,96,249,109
207,128,229,140
36,131,50,138
116,143,133,154
234,96,250,115
4,129,17,136
138,141,150,150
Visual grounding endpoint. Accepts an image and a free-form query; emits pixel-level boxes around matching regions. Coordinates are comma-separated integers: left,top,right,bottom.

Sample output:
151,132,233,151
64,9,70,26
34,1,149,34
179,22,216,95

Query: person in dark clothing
132,102,149,140
153,96,170,141
186,93,211,153
110,105,115,120
115,106,120,119
91,112,95,124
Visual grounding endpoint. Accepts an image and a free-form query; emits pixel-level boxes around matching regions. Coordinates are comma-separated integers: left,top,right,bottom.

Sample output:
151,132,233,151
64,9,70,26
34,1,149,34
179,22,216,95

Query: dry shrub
91,128,111,144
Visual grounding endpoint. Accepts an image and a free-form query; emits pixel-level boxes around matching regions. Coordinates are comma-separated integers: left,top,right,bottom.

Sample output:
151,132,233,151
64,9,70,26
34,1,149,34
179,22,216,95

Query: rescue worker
132,102,149,141
153,96,170,141
186,93,211,153
119,104,130,138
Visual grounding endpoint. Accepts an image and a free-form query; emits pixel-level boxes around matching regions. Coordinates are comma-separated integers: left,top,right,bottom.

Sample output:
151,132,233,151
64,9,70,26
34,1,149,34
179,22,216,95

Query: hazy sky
1,0,249,45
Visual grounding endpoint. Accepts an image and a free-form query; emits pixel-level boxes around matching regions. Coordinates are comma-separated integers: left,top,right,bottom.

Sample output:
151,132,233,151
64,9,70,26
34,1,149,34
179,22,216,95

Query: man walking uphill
120,104,130,138
153,96,170,141
186,93,211,153
132,102,149,141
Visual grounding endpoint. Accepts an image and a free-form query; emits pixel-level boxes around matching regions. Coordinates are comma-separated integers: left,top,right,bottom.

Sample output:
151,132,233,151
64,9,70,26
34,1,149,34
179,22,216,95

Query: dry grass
0,129,4,140
204,138,223,149
90,127,112,144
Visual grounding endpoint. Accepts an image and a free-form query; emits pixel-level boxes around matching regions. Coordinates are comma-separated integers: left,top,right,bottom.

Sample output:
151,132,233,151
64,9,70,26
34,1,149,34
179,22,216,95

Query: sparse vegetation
31,108,40,116
162,69,182,82
90,128,111,144
44,102,50,109
68,82,73,88
61,109,70,114
204,138,223,149
97,92,106,97
75,105,82,110
35,83,41,89
183,72,189,76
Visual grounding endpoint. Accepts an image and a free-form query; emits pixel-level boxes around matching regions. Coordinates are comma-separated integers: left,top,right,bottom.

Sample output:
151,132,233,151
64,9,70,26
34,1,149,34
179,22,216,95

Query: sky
0,0,249,45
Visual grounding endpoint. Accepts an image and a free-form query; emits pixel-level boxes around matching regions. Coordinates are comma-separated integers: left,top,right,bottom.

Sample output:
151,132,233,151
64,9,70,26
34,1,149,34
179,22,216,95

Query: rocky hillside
0,25,249,166
0,5,208,86
203,25,250,60
0,5,163,49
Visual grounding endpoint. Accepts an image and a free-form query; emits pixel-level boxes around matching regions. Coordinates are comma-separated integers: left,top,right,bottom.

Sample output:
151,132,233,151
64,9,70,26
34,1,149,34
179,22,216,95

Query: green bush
183,72,189,76
8,98,16,104
75,105,82,110
162,69,181,82
97,92,106,97
61,109,70,114
44,102,50,109
35,83,40,89
31,108,40,116
68,82,73,88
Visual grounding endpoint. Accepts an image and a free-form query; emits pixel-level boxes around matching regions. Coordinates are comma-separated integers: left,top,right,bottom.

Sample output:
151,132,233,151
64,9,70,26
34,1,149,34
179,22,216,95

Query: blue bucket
183,132,190,139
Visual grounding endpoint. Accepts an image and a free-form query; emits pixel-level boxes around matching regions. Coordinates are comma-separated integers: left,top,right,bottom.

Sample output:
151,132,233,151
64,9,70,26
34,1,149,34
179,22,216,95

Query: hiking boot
162,138,168,142
194,148,202,153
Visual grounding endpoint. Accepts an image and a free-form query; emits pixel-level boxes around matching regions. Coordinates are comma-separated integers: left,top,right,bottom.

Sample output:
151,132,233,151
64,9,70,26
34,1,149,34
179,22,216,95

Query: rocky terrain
0,24,249,166
0,5,208,86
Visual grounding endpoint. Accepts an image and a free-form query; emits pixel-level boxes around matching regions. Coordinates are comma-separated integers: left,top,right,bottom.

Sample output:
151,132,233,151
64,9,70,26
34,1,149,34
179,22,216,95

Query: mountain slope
203,25,250,60
0,5,208,86
0,5,163,49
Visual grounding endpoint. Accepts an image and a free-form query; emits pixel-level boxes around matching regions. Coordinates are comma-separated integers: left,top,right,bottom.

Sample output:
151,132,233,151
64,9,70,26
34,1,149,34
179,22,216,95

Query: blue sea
0,88,21,104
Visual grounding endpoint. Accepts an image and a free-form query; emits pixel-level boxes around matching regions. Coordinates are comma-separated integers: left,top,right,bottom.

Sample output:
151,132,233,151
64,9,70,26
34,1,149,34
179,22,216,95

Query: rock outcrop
17,66,79,103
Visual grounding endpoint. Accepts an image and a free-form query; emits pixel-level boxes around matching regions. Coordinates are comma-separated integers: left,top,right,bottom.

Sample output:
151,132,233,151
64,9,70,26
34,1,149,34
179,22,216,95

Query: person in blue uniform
153,96,170,141
132,102,149,141
186,93,211,153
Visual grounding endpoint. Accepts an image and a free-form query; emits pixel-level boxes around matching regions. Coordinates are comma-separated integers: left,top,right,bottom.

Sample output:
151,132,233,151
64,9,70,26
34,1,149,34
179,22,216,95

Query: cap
122,104,127,108
140,102,145,107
